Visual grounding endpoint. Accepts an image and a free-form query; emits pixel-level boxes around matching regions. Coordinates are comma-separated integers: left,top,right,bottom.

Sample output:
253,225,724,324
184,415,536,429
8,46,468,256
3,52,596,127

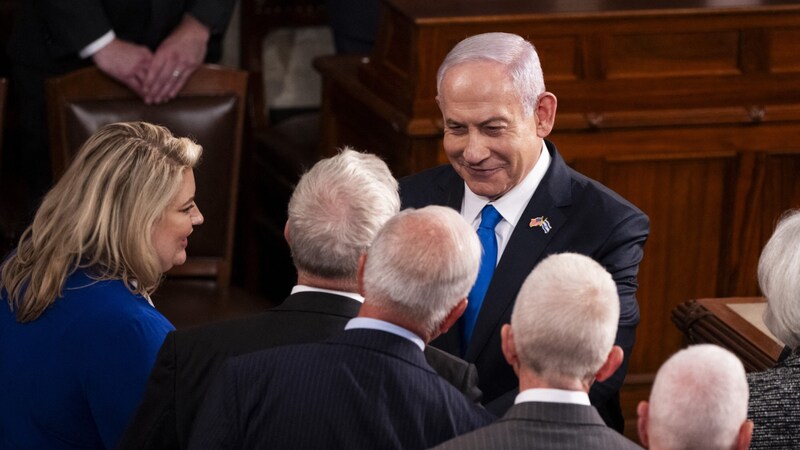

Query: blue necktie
463,204,502,353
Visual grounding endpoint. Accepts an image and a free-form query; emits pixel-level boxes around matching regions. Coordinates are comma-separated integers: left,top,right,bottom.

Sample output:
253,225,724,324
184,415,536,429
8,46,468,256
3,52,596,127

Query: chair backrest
46,65,248,287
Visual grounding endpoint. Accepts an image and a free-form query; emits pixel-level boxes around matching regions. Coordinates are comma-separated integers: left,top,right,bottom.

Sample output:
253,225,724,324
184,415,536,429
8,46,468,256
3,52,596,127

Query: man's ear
595,345,624,382
637,400,650,448
357,253,367,296
534,92,557,138
736,420,753,450
501,324,520,375
283,221,291,245
438,298,467,335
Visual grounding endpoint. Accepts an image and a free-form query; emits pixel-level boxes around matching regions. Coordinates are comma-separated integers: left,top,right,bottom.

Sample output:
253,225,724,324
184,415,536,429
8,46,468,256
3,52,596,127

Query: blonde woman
0,122,204,449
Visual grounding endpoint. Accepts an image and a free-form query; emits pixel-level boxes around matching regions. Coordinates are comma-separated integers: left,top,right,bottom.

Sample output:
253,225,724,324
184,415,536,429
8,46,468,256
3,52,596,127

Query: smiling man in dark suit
118,148,481,450
189,206,495,449
400,32,650,431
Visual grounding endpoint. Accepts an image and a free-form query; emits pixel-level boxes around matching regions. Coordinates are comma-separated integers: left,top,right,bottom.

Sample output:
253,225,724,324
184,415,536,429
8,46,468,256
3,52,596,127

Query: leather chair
46,65,272,327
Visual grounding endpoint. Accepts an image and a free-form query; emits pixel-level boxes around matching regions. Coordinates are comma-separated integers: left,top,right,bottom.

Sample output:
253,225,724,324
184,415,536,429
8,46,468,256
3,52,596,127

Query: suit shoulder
566,166,649,228
399,164,458,207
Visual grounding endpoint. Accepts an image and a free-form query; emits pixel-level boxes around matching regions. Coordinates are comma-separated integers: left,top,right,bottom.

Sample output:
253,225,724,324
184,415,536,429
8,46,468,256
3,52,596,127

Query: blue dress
0,269,175,449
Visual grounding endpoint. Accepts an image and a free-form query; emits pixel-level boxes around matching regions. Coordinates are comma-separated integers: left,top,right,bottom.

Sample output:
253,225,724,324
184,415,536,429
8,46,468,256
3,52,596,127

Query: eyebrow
179,196,196,208
445,117,508,127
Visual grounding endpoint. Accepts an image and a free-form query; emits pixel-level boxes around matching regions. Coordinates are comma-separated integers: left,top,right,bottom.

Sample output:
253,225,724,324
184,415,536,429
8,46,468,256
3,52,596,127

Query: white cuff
79,30,116,59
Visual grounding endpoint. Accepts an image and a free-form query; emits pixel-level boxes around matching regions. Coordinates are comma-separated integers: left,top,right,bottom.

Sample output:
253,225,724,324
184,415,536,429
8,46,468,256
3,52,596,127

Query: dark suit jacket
8,0,234,73
188,328,496,449
118,291,482,450
432,401,642,450
400,140,650,431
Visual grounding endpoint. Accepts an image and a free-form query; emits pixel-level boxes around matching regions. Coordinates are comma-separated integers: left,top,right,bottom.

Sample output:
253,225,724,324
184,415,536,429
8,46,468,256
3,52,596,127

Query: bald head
639,344,751,450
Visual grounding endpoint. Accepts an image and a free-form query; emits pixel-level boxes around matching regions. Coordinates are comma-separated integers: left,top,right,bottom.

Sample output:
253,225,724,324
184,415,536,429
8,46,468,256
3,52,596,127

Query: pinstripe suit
431,401,641,450
188,328,496,450
119,291,482,450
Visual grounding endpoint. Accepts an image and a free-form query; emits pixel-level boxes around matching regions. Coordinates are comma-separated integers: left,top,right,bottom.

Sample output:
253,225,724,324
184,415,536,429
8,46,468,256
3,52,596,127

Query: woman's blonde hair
1,122,202,322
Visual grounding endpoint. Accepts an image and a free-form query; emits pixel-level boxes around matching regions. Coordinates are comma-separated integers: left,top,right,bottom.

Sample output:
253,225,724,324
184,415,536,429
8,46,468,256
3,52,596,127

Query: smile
464,165,501,177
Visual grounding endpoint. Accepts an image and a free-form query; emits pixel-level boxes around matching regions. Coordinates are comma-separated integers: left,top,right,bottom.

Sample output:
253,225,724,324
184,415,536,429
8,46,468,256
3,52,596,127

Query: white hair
362,206,481,336
287,147,399,281
436,32,546,117
759,210,800,349
511,253,619,383
647,344,748,450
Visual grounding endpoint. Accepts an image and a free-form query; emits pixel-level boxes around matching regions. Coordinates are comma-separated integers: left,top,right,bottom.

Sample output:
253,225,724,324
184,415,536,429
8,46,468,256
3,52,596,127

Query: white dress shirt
515,388,591,406
79,30,116,58
344,317,425,351
461,145,551,263
291,284,364,303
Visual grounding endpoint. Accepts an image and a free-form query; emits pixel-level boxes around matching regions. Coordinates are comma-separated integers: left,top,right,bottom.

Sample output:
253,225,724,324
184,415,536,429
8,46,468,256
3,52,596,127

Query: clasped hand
92,14,210,105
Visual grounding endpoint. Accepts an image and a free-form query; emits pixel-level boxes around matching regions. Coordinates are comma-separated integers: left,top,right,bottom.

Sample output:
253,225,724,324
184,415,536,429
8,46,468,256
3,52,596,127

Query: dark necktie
462,204,502,353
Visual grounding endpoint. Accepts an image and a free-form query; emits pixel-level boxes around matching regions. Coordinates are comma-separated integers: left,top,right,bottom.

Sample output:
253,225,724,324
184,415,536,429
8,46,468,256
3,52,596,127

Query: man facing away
188,206,495,449
400,31,650,430
433,252,641,450
638,344,752,450
118,149,481,449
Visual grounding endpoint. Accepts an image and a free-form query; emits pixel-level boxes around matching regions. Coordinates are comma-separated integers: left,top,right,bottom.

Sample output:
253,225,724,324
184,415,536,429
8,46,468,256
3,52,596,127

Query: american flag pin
529,216,552,234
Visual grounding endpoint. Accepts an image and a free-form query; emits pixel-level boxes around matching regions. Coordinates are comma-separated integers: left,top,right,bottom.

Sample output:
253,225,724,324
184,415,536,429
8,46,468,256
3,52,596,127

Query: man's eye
447,126,466,134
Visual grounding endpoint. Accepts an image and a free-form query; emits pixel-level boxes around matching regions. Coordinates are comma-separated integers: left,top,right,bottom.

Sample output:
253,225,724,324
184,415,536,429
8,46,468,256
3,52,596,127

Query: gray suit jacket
431,401,642,450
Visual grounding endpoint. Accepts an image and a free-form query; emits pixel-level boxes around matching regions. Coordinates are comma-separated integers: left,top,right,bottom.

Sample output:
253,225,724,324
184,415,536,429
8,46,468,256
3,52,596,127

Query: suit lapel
465,142,575,361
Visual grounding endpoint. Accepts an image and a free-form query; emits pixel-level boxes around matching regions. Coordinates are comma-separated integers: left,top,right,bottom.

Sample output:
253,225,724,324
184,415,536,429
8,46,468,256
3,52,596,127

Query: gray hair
436,32,546,117
363,206,481,336
647,344,748,450
511,253,619,383
759,210,800,349
287,147,399,281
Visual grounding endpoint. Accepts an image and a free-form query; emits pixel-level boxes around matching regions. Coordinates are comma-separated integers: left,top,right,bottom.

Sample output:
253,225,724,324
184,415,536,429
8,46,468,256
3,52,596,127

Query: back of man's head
510,253,619,385
361,205,481,339
639,344,751,450
287,148,399,281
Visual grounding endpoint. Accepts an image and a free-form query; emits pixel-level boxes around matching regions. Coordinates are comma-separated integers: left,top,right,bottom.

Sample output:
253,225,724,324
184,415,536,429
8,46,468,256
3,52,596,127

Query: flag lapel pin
529,216,552,234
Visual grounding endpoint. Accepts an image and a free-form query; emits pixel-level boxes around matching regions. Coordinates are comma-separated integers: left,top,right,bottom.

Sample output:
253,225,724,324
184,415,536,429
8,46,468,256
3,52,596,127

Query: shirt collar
515,388,591,406
344,317,425,351
291,285,364,303
462,143,551,228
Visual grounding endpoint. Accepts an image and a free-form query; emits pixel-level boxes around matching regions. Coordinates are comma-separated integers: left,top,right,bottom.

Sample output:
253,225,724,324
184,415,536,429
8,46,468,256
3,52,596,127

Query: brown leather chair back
46,65,248,287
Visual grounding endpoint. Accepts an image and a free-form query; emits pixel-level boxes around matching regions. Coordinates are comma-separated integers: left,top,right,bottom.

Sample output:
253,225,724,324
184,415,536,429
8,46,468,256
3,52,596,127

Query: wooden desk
672,297,784,372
